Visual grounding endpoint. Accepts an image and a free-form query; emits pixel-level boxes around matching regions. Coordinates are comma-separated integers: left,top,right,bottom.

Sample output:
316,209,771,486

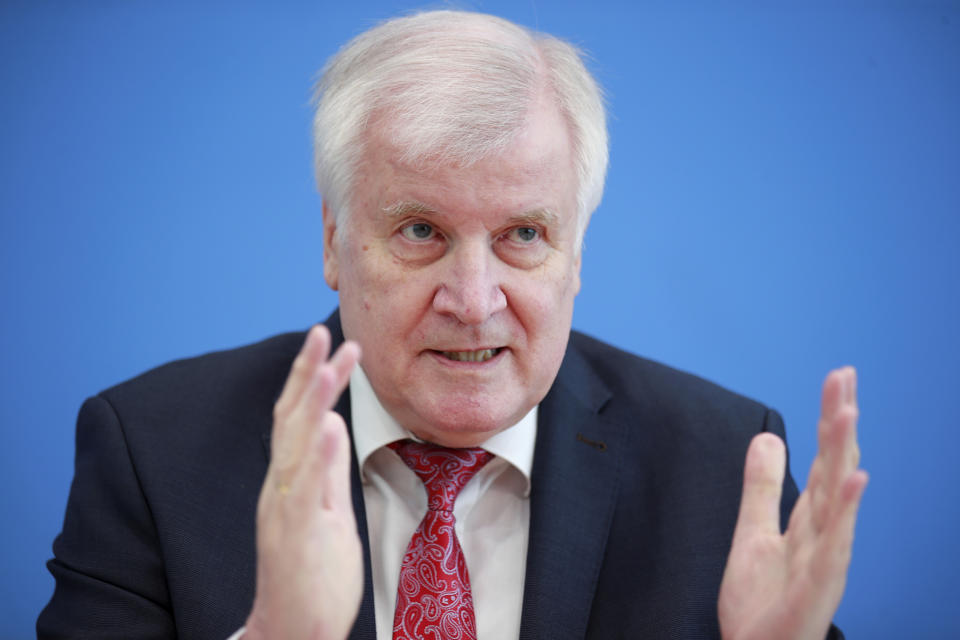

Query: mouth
433,348,502,363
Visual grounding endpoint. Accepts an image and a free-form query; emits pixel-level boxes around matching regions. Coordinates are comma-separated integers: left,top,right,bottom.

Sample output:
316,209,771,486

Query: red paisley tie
388,439,494,640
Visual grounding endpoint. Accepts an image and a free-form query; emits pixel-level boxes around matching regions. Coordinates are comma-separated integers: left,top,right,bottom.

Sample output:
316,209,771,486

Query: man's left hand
718,366,868,640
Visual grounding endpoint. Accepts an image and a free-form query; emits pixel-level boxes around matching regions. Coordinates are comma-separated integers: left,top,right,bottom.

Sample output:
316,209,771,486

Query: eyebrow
382,200,560,227
510,208,559,228
382,201,436,217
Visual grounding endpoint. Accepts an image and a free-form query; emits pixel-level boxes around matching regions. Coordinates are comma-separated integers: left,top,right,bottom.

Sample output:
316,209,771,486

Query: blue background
2,1,958,637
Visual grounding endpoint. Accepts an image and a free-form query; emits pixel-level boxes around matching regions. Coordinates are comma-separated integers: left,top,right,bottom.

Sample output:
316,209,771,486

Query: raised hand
244,325,363,640
718,367,868,640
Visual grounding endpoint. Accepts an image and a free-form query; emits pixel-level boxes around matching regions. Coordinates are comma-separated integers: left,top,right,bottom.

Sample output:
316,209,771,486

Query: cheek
341,239,393,291
348,258,437,329
338,246,393,340
512,269,578,347
533,263,579,311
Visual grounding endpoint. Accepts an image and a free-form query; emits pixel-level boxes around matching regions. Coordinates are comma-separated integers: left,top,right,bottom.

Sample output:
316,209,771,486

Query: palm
718,368,867,640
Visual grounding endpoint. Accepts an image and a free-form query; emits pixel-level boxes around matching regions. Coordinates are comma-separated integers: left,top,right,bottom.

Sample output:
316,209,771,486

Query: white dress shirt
350,364,536,640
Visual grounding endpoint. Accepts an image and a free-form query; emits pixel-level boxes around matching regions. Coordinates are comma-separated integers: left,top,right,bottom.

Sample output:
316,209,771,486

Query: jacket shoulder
91,330,309,472
565,330,773,435
43,332,308,638
99,330,307,415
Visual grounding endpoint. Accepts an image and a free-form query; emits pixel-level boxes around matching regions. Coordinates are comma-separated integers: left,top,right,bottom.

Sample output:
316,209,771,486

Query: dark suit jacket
40,311,830,639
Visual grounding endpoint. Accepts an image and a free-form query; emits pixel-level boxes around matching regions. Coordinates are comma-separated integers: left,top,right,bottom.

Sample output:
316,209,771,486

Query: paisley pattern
388,440,494,640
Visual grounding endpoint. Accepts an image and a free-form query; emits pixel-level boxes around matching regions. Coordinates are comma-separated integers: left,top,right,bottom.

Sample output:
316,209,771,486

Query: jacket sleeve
37,395,175,639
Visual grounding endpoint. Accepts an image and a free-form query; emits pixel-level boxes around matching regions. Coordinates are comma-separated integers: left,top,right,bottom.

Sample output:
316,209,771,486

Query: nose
432,241,507,325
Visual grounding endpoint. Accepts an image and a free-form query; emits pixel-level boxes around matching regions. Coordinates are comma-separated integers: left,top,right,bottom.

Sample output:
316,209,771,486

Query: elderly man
39,10,866,640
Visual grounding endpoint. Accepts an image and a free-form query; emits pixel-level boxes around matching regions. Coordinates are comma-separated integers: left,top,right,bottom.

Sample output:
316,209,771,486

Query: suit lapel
519,341,625,640
329,314,378,640
343,384,379,640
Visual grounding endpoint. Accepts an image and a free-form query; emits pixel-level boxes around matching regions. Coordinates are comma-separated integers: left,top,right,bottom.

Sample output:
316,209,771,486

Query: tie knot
389,439,493,512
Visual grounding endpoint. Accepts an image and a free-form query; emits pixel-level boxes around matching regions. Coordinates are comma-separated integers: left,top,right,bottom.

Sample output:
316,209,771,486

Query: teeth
441,348,499,362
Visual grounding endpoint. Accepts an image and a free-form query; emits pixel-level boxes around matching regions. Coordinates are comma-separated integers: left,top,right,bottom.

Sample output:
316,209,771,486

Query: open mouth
435,348,502,363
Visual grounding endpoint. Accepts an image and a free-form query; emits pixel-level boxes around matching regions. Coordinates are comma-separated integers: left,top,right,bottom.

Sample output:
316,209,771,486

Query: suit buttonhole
576,433,607,451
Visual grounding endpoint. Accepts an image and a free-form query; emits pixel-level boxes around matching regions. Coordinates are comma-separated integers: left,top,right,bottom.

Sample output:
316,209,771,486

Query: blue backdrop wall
2,1,958,637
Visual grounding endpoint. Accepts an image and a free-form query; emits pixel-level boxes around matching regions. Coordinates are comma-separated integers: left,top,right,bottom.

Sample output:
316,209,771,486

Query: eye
400,222,436,242
507,226,540,243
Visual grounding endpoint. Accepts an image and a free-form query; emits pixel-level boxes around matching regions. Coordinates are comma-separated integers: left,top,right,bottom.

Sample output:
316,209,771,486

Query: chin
411,402,520,447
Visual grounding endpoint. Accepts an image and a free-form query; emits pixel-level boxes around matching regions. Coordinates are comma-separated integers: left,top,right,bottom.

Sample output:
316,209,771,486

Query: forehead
357,100,578,223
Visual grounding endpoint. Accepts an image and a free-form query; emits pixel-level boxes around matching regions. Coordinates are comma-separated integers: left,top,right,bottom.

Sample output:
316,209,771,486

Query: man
39,10,866,640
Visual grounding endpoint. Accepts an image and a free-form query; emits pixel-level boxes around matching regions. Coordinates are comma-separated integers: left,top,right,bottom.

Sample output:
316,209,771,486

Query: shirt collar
350,364,536,496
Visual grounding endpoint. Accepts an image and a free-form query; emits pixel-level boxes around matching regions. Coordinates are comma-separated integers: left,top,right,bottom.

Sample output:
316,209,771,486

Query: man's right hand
244,325,363,640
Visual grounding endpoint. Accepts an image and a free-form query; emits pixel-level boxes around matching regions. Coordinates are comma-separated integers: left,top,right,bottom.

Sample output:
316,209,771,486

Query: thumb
733,432,786,541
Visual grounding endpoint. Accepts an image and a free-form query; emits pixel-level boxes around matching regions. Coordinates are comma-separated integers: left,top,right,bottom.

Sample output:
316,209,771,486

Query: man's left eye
508,227,539,243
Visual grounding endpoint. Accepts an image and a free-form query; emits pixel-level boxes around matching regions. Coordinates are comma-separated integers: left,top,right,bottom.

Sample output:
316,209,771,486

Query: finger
296,412,355,514
812,403,856,527
814,368,844,479
846,365,858,408
273,326,331,434
819,367,859,462
294,341,361,426
310,341,361,416
732,432,787,541
284,325,332,411
279,341,360,471
271,327,333,472
818,368,843,427
277,399,355,536
812,367,860,528
812,469,869,587
323,413,354,513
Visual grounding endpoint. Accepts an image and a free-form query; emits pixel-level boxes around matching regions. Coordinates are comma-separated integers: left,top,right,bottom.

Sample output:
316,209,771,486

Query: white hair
312,10,608,242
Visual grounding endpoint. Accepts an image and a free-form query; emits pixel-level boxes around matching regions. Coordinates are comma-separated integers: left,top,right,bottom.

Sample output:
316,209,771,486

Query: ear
322,200,339,291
